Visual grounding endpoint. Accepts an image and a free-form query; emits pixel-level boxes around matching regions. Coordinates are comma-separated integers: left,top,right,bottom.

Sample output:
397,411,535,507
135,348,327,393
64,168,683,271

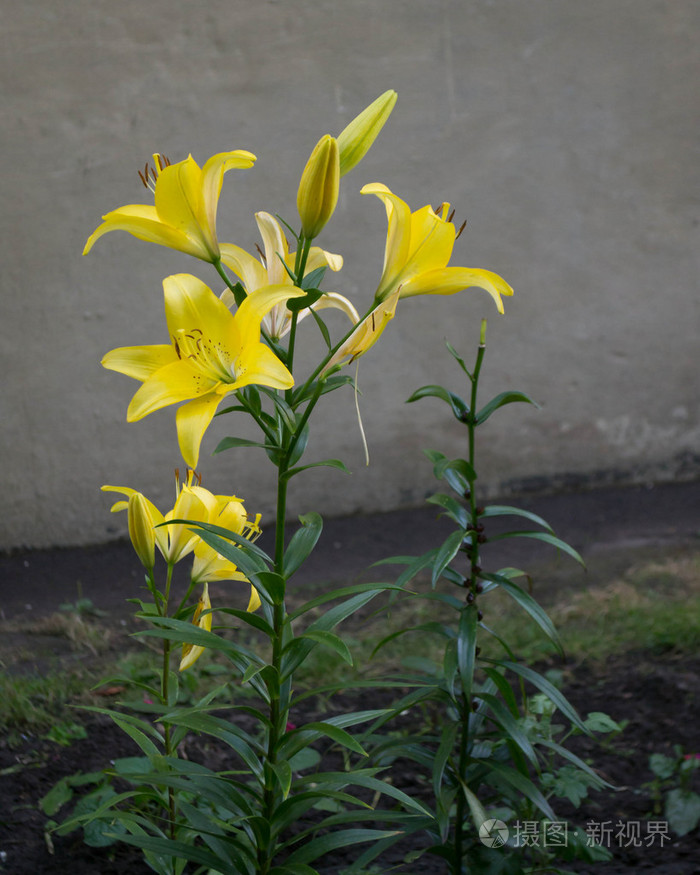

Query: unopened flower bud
337,90,397,177
297,134,339,239
127,492,155,571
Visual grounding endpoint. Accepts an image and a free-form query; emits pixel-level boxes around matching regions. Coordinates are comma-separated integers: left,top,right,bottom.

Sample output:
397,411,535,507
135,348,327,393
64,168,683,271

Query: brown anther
138,164,150,188
455,219,467,240
255,243,267,265
447,208,456,224
173,339,182,359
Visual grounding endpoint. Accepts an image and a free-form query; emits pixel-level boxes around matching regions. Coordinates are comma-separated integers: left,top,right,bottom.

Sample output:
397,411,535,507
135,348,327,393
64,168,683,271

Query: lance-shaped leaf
475,390,539,425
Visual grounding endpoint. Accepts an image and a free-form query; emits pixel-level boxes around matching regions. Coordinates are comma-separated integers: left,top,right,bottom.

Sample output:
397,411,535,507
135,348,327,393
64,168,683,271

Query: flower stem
454,324,487,873
160,562,177,840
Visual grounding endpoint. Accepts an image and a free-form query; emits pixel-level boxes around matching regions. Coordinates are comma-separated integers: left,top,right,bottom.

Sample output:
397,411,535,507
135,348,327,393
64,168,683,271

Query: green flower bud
297,134,340,240
337,90,397,177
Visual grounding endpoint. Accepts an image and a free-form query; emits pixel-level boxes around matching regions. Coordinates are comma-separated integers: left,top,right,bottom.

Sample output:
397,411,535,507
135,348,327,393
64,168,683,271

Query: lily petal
84,205,206,259
127,359,217,421
101,345,176,381
175,394,224,469
400,267,513,313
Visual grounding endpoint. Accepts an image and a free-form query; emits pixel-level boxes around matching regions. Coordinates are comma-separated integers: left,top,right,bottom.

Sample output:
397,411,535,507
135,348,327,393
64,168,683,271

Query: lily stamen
137,154,172,193
456,219,467,240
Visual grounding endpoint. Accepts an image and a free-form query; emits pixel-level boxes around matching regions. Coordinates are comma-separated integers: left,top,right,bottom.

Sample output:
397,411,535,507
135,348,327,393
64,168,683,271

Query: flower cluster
90,89,512,671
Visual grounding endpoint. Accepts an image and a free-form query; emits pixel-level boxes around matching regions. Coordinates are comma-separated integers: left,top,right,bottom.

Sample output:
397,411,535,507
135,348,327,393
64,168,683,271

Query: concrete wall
2,0,698,550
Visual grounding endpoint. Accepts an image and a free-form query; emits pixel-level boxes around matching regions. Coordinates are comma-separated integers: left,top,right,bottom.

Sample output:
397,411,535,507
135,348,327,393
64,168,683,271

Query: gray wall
2,0,699,550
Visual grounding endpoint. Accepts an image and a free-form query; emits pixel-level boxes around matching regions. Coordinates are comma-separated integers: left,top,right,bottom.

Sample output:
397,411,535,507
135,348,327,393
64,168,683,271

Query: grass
1,547,698,736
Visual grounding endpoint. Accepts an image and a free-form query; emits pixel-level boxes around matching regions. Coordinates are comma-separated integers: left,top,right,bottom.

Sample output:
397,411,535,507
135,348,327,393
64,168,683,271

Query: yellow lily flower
102,274,305,468
361,183,513,312
190,492,263,613
102,470,210,564
322,288,400,373
297,134,340,239
83,150,256,263
179,583,212,671
220,212,358,340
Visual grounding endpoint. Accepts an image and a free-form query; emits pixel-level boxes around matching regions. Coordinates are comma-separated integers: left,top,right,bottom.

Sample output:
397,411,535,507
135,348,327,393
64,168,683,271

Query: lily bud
337,90,397,177
127,492,156,571
297,134,339,239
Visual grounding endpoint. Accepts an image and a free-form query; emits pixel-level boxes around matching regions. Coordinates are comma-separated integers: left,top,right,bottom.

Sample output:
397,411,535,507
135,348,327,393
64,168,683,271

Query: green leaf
309,306,332,349
112,833,233,871
424,450,476,493
301,266,327,290
478,692,538,765
457,605,478,704
432,529,465,587
287,423,310,468
213,436,276,454
284,829,401,865
475,759,555,820
284,458,351,481
475,390,539,425
287,747,321,773
498,661,589,734
488,530,585,567
159,711,264,777
480,571,563,655
406,384,469,420
287,288,323,312
666,788,700,836
426,493,468,528
300,629,353,665
256,571,286,605
278,721,367,759
111,715,162,758
479,504,554,533
283,512,323,578
445,339,471,376
289,582,401,621
39,777,74,816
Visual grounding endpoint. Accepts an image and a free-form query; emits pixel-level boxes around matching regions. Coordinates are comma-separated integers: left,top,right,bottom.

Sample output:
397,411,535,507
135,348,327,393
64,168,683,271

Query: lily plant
63,89,521,875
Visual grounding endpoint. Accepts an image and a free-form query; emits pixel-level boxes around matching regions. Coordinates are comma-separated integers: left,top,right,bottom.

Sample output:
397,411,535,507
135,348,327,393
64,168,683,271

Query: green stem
455,325,487,873
160,562,177,840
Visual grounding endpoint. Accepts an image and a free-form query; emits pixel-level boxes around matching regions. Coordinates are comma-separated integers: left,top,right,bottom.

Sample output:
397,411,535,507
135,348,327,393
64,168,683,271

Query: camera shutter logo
479,819,509,848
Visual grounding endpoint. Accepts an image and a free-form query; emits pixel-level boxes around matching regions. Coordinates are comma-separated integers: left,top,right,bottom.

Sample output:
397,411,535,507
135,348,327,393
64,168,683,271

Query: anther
455,219,467,240
255,243,267,265
447,208,456,224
